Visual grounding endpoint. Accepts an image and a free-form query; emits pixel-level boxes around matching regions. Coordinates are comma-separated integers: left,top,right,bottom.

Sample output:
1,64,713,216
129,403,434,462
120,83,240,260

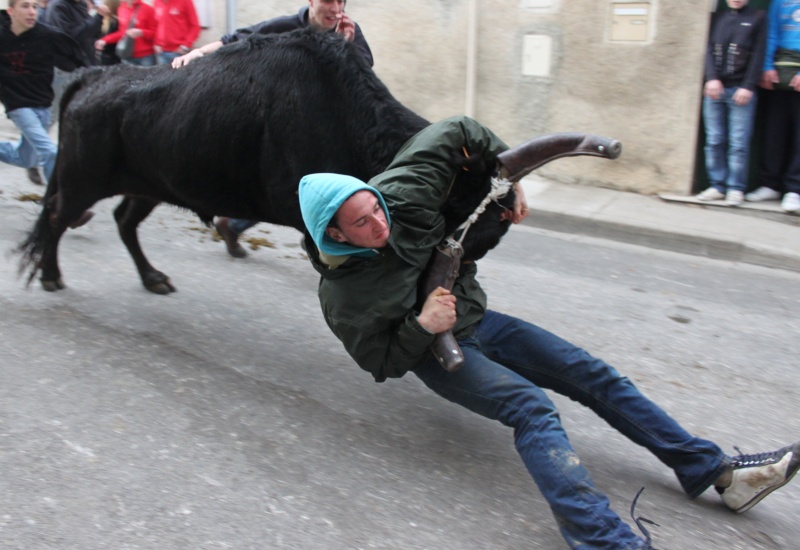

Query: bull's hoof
41,278,65,292
143,272,176,295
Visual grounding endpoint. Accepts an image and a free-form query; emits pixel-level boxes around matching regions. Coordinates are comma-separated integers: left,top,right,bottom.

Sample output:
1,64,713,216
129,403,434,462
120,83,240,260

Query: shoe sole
734,448,800,514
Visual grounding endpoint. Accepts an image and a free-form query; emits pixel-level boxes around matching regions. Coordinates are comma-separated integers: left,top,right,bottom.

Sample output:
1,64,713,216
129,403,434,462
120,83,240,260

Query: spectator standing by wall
94,0,156,67
153,0,199,66
172,0,373,259
748,0,800,212
696,0,765,206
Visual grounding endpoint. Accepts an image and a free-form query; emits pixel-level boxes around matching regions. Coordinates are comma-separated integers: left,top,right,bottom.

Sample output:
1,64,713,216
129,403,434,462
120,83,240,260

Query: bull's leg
114,197,176,295
36,192,70,291
36,189,97,291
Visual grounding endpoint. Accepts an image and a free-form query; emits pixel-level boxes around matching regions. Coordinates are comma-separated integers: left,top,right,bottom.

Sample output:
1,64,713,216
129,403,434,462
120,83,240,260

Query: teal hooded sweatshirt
299,173,391,258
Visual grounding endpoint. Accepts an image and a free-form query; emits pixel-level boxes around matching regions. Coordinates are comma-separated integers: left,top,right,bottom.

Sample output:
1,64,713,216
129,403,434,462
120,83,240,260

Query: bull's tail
16,173,61,287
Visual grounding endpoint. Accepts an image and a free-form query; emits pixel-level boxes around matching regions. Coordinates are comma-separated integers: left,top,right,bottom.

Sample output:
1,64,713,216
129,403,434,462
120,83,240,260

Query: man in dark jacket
298,116,800,549
172,0,373,259
695,0,765,206
43,0,109,131
45,0,108,66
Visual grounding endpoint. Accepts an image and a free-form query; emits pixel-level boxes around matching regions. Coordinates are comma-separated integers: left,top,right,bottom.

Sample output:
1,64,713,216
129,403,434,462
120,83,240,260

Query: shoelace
731,445,782,468
630,487,660,549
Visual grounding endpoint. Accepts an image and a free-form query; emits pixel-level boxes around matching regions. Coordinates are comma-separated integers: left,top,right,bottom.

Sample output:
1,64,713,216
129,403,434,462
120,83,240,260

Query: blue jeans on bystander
413,310,729,549
125,54,157,67
228,218,258,235
0,107,56,182
702,87,757,193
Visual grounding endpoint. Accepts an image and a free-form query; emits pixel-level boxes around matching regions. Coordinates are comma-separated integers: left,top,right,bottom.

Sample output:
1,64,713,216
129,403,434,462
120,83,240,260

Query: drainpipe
227,0,237,34
465,0,478,117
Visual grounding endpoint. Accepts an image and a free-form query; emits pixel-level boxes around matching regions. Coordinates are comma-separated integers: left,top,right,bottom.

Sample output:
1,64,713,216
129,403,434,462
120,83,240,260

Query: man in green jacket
298,116,799,549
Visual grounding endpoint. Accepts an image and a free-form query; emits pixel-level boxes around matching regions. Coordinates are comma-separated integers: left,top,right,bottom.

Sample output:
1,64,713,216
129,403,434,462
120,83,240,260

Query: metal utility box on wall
609,2,651,42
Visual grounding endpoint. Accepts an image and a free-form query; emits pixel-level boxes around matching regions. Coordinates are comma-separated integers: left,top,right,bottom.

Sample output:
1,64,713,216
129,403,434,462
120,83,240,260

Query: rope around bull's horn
453,175,514,246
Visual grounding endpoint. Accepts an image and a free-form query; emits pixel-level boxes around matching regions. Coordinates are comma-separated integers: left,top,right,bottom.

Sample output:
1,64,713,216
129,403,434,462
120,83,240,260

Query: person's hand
334,13,356,42
500,182,529,224
791,73,800,93
704,79,724,100
172,49,203,68
127,28,143,38
507,181,529,224
732,87,753,106
94,38,106,51
417,287,457,334
760,69,778,90
95,3,110,17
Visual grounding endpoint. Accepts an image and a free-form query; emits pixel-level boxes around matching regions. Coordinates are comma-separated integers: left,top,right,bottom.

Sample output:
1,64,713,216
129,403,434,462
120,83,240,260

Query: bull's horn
496,133,622,182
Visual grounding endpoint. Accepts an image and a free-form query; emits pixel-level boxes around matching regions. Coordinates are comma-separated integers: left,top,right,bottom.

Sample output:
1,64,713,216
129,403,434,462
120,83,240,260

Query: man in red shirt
153,0,200,65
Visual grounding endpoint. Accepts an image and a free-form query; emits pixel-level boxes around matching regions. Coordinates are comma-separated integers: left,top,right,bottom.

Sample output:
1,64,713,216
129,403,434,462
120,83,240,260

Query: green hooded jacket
302,116,508,382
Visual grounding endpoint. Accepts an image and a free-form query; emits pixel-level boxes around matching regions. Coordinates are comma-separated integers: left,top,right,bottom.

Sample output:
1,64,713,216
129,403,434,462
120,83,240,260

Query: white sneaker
725,190,744,206
745,186,781,202
781,192,800,213
696,187,725,201
717,441,800,513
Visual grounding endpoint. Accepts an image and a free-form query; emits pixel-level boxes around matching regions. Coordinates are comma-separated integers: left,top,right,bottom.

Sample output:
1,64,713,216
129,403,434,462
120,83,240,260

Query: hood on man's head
299,173,391,257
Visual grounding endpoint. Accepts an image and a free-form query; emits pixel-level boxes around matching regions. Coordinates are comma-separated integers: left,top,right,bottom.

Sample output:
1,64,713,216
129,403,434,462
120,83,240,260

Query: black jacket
705,5,766,90
0,13,86,112
44,0,103,66
221,6,374,67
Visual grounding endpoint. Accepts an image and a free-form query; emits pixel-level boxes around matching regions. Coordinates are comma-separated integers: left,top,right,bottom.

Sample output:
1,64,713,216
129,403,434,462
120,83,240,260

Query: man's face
726,0,748,9
308,0,346,30
326,190,390,250
7,0,38,34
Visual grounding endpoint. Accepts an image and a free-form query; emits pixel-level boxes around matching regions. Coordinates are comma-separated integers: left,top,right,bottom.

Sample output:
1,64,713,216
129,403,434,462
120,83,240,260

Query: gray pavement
3,119,800,549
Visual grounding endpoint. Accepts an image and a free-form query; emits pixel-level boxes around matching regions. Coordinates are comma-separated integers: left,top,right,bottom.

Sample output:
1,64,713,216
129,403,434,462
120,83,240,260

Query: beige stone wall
198,0,711,194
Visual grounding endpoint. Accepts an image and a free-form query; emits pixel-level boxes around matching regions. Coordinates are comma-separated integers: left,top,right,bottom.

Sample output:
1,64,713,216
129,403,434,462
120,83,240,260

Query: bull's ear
325,226,348,243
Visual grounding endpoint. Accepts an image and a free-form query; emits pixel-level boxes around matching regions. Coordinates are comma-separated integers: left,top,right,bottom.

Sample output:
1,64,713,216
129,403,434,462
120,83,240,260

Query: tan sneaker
716,441,800,513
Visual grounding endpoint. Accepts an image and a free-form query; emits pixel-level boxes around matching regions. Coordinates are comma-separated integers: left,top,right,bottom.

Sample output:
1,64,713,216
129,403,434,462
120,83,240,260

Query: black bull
17,28,620,294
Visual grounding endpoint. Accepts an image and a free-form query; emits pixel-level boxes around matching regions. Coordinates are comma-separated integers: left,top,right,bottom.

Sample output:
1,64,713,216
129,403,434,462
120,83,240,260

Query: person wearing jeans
298,116,800,549
750,0,800,213
0,107,56,181
696,0,766,207
0,0,94,228
153,0,200,66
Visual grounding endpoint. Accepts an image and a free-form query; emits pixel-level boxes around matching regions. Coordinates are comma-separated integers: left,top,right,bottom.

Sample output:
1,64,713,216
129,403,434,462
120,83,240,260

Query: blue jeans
413,310,729,549
702,88,757,193
229,218,258,235
157,50,182,65
0,107,56,182
124,54,157,67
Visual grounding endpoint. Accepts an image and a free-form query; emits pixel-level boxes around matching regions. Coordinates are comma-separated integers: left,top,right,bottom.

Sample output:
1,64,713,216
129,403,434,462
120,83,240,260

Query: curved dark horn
496,133,622,182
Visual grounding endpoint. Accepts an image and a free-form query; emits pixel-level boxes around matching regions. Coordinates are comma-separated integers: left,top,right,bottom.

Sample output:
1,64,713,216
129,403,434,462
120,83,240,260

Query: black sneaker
716,441,800,513
26,167,44,185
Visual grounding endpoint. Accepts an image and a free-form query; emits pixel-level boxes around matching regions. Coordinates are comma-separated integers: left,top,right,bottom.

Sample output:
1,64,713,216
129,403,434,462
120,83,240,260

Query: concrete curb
518,177,800,274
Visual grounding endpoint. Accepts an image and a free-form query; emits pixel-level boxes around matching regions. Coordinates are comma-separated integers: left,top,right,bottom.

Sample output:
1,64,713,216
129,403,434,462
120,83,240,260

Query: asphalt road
1,172,799,549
